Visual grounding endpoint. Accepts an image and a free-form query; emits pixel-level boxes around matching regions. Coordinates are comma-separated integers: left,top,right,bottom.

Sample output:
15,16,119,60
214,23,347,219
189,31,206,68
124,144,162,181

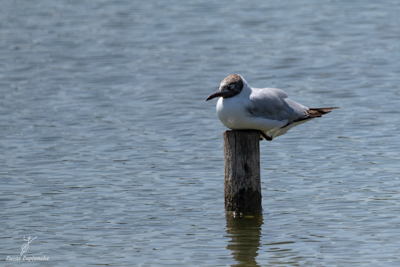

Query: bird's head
206,74,244,101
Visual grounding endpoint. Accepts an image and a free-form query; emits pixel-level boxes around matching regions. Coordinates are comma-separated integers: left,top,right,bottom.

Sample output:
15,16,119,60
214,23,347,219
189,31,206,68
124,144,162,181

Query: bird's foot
259,131,273,141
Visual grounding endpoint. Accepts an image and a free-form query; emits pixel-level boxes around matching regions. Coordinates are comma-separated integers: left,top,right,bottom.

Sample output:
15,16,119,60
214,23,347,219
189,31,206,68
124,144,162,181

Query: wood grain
223,130,262,213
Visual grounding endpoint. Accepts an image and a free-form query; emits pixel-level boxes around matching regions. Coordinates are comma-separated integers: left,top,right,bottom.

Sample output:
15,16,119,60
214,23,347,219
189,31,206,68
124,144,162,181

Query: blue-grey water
1,0,400,266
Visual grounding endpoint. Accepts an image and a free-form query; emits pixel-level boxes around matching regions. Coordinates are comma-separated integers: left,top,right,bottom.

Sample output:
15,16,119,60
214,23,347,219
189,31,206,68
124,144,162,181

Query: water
1,0,400,266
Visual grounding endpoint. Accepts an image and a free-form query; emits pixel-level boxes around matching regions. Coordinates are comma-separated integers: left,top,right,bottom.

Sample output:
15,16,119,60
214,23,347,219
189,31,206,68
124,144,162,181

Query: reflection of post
226,213,263,266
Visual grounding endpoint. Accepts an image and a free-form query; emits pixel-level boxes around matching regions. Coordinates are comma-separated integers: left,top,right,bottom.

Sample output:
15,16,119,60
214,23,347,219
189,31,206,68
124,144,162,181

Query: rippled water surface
2,0,400,266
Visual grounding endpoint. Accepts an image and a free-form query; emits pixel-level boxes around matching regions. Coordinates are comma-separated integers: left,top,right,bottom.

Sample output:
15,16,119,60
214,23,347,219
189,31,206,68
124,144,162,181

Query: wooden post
223,130,262,213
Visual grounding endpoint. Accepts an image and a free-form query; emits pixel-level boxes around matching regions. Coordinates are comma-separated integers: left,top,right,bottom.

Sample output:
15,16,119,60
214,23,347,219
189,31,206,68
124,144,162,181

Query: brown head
206,74,244,101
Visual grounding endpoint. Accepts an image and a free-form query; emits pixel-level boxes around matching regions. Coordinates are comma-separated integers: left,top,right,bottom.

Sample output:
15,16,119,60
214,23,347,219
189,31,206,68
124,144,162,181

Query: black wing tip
307,107,340,118
309,107,340,110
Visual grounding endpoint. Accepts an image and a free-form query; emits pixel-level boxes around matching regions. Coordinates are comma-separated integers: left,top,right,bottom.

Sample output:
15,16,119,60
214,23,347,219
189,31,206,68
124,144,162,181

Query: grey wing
247,88,309,123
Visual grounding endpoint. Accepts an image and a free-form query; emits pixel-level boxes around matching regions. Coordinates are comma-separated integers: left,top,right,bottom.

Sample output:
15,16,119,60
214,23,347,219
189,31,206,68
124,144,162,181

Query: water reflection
226,212,263,267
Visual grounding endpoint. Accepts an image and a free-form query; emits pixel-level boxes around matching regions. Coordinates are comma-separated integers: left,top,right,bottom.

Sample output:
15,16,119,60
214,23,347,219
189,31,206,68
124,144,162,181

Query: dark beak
206,91,223,101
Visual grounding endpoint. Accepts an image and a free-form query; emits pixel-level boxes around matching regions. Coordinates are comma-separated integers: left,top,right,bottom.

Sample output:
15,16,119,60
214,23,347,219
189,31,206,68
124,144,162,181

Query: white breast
216,97,287,132
216,97,247,129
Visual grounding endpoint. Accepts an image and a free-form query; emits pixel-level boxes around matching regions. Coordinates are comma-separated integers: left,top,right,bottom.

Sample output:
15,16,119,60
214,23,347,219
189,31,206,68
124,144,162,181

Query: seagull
206,74,339,141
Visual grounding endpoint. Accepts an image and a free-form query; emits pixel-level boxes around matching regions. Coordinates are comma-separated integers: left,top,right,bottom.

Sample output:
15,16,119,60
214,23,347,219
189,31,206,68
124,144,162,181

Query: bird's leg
259,131,273,141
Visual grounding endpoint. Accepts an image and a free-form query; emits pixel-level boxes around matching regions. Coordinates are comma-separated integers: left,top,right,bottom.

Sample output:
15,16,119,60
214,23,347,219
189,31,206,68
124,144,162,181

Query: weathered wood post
223,130,262,213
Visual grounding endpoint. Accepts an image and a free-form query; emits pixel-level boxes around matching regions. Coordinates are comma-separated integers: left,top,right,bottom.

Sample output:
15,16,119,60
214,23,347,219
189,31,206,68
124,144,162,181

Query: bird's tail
307,107,340,118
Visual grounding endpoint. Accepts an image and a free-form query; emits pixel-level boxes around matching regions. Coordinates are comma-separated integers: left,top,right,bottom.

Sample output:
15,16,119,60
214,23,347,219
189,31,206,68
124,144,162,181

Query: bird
206,74,339,141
